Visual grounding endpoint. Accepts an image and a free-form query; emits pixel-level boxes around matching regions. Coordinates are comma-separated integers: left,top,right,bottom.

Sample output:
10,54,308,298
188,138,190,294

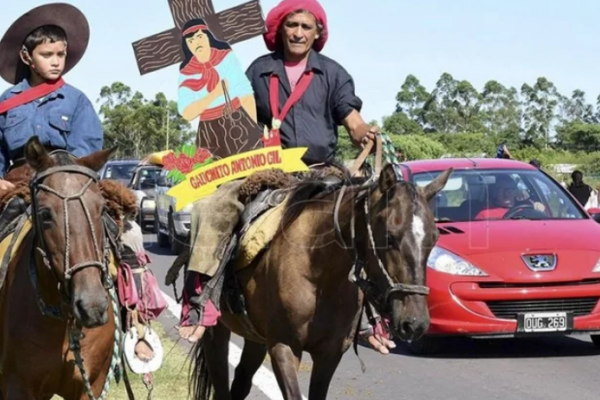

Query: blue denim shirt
0,79,103,177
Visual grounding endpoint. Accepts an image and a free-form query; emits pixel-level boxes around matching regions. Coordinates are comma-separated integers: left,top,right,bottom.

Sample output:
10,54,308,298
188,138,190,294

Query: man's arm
67,94,103,157
330,66,377,147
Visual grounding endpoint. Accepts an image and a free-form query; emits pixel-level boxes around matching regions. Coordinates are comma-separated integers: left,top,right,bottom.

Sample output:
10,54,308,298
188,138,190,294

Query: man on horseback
0,2,156,365
178,0,396,355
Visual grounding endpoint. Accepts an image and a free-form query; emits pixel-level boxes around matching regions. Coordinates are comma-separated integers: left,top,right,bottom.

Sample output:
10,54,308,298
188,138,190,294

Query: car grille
486,297,599,320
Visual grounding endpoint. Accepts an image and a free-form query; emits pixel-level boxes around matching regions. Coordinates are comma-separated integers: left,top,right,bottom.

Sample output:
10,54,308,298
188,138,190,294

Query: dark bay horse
189,163,452,399
0,137,121,399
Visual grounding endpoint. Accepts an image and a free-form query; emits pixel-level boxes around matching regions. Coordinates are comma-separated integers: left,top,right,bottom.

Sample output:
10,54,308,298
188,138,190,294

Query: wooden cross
132,0,265,75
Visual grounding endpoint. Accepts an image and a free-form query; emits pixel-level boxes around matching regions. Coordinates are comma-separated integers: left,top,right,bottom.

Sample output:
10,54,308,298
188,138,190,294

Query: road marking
161,290,307,400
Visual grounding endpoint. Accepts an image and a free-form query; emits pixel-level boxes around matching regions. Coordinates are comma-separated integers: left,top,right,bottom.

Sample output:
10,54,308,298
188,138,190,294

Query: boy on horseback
0,2,156,365
178,0,396,355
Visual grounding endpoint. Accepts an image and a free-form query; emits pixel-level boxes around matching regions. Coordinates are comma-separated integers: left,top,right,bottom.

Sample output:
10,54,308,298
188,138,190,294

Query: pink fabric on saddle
137,265,167,321
117,263,139,309
180,273,221,327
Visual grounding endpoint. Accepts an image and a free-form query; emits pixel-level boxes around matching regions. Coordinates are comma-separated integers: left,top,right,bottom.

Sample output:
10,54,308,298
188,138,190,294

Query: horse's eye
39,208,53,222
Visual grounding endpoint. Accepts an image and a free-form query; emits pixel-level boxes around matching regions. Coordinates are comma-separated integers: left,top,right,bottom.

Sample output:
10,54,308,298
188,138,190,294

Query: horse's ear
77,146,118,172
378,164,398,192
419,168,453,202
24,136,54,172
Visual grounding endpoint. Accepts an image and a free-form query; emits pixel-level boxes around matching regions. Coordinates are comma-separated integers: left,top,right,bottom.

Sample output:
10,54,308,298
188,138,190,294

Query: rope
368,132,403,180
70,284,122,400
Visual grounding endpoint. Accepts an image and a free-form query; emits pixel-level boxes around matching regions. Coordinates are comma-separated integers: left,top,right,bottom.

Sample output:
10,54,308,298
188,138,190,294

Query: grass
51,323,193,400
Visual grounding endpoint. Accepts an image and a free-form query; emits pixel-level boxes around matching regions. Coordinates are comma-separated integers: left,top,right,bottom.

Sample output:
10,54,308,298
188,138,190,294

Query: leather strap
349,134,383,177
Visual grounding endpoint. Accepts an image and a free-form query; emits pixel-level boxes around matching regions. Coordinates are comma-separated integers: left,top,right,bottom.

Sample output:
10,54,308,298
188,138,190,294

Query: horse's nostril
402,321,415,336
75,299,89,320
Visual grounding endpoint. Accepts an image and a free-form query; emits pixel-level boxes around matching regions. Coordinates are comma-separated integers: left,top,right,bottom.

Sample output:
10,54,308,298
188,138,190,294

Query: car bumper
139,199,156,224
172,212,191,237
426,271,600,337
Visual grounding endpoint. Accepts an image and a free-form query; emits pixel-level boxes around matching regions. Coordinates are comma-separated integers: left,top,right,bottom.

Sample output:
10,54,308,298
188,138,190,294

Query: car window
103,163,137,181
137,168,161,188
413,168,587,222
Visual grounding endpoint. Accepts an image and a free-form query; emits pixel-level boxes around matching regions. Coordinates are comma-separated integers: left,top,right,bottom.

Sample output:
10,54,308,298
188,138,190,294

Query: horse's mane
278,160,372,232
0,152,137,227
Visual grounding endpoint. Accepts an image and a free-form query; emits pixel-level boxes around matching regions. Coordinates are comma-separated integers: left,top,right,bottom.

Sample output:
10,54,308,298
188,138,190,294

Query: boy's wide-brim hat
0,3,89,84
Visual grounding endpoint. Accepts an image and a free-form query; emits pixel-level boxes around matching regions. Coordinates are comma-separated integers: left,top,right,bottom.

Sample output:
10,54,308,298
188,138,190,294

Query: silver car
155,169,193,255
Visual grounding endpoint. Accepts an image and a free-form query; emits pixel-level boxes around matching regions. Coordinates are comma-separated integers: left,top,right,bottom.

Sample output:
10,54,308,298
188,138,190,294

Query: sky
1,0,599,125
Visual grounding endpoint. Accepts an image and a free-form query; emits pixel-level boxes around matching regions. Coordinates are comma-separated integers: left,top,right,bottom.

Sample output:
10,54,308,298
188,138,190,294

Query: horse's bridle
333,181,430,317
29,159,112,316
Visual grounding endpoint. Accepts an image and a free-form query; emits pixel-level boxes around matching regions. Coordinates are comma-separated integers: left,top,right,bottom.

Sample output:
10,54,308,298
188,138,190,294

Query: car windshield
103,163,137,182
135,168,162,189
413,168,588,221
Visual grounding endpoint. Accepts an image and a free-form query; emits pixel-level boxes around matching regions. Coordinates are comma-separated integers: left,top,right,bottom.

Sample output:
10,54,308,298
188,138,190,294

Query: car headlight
141,198,156,209
593,257,600,272
427,246,488,276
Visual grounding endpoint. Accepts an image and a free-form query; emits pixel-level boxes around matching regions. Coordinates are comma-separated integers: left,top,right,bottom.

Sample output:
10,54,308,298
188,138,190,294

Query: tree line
381,72,600,153
97,75,600,177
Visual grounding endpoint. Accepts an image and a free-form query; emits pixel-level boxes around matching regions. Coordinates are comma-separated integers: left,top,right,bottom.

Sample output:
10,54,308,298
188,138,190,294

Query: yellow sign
167,146,309,211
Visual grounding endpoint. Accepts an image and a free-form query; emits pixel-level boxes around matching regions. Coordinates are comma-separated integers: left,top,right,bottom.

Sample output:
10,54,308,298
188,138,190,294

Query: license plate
517,312,573,333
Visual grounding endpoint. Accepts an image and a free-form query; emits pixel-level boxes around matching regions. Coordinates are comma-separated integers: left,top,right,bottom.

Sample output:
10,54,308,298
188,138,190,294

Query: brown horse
0,137,121,399
188,163,452,399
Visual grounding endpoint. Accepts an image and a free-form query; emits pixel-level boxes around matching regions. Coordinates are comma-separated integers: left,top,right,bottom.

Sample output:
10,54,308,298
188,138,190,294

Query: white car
128,164,162,232
155,169,193,255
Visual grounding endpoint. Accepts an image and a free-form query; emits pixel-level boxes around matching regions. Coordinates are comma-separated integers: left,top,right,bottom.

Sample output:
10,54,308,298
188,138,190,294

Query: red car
396,158,600,354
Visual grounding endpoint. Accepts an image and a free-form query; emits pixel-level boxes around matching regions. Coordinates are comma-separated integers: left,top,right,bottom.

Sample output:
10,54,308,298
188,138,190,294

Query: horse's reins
28,156,126,400
30,162,112,312
335,135,429,312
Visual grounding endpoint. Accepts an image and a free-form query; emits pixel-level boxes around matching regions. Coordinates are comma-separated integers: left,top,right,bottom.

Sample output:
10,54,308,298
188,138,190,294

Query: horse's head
364,164,451,341
25,137,116,328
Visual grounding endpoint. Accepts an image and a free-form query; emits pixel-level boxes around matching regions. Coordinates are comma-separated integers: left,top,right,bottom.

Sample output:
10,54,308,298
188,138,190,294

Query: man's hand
342,109,379,148
533,201,546,212
0,179,15,193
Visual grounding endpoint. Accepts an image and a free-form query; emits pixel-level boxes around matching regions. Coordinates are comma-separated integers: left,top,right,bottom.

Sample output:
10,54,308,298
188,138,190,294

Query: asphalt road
145,233,600,400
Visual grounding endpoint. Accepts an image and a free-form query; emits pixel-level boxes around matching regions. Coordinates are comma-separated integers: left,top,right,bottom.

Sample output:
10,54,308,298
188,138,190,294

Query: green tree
395,74,430,128
382,112,424,135
391,134,446,160
97,82,194,158
520,77,561,146
480,80,521,137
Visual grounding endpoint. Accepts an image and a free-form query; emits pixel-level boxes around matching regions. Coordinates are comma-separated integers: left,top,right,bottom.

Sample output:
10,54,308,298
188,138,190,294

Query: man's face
493,182,517,208
279,11,320,60
185,30,211,61
21,40,66,82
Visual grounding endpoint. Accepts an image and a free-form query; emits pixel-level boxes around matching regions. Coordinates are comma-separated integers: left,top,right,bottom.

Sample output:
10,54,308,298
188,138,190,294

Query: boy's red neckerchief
0,78,65,114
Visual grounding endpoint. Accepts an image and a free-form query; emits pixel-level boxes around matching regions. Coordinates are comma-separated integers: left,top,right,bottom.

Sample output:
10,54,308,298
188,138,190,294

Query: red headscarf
263,0,328,52
179,24,231,92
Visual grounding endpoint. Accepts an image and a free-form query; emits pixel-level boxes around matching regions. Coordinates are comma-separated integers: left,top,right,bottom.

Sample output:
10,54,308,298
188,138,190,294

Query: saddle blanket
235,199,287,271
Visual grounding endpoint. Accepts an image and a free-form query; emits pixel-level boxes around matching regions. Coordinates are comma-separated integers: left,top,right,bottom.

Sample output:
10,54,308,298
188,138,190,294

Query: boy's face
20,40,67,82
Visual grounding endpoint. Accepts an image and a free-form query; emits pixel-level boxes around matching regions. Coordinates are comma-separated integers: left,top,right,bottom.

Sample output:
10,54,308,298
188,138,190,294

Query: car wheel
156,210,169,248
590,334,600,347
406,335,439,355
168,211,185,255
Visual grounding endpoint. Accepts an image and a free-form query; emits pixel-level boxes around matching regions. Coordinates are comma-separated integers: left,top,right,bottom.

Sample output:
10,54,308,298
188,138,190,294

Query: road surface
145,234,600,400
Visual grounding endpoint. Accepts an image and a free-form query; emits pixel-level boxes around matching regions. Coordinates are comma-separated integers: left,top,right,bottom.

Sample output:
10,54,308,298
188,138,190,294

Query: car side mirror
587,208,600,223
157,176,172,188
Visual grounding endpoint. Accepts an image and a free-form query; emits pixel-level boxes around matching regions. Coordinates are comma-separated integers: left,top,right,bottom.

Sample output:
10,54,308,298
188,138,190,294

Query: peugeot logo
521,254,557,272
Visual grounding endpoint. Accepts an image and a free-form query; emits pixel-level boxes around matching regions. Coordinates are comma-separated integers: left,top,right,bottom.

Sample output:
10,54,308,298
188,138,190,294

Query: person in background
495,143,512,159
568,170,594,207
